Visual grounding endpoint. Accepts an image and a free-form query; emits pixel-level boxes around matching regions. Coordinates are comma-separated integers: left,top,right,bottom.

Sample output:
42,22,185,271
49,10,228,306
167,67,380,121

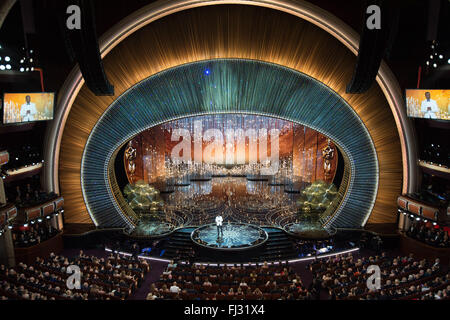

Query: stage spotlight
0,65,5,70
37,219,42,223
31,67,34,71
23,224,28,227
8,226,13,229
433,63,437,68
426,61,429,65
438,54,443,59
6,64,11,70
25,67,29,71
448,59,450,64
416,217,420,221
20,67,24,72
4,56,10,62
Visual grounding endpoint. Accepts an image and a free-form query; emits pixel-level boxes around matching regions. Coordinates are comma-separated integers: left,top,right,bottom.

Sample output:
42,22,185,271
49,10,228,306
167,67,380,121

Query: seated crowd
0,251,150,300
1,248,449,300
150,261,315,300
0,145,42,173
309,252,450,300
5,180,57,208
294,239,335,257
406,221,450,248
12,221,59,248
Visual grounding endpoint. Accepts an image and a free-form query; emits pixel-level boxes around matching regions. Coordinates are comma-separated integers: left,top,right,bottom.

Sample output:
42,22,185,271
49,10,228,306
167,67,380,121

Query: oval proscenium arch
81,59,378,229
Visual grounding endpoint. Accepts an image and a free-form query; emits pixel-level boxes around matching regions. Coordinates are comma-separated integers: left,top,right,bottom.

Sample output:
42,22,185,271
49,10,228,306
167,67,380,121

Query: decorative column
51,212,64,231
397,211,409,231
0,150,9,205
53,197,65,231
0,151,15,267
0,228,15,267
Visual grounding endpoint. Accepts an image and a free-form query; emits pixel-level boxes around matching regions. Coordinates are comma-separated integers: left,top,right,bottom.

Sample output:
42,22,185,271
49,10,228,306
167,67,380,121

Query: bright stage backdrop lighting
406,89,450,120
3,92,54,124
123,114,339,186
57,4,404,227
80,59,377,229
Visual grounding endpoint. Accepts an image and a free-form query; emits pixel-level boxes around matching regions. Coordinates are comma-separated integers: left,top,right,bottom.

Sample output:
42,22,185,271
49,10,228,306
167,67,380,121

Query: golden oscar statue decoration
125,141,137,181
322,139,335,180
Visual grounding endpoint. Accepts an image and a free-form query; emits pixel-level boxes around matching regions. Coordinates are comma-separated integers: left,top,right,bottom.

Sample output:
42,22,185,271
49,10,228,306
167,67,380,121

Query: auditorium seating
0,251,150,300
309,252,450,300
406,221,450,248
5,179,56,209
1,246,449,300
0,145,42,173
13,220,59,248
153,262,311,300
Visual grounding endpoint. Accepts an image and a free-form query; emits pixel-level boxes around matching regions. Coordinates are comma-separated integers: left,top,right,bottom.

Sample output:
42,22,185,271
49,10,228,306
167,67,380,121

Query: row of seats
0,251,150,300
406,221,450,248
309,252,449,300
150,261,313,300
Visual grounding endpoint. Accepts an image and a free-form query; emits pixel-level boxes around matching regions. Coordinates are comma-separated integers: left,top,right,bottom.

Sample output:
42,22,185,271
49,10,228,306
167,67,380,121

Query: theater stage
191,223,268,250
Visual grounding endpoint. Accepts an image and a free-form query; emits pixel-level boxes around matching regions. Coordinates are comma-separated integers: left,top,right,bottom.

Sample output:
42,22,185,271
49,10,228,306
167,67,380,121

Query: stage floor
191,223,268,250
124,176,336,238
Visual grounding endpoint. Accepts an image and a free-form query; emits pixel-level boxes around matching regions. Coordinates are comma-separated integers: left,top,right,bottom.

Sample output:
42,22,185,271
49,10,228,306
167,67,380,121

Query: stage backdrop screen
406,89,450,120
2,92,54,124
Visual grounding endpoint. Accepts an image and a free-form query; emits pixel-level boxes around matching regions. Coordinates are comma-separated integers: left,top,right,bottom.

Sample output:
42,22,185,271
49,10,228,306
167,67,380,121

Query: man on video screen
20,95,37,122
420,92,439,119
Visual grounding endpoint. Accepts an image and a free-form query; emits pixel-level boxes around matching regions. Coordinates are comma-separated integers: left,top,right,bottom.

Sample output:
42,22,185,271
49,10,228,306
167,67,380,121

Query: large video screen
2,92,54,124
406,89,450,120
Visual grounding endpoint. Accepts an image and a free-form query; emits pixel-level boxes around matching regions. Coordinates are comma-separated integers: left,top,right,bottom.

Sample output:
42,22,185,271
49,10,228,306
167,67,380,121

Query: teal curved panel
81,59,378,228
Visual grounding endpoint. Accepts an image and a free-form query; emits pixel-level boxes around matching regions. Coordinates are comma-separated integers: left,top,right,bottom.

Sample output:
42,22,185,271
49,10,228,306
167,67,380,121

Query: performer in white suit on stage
420,92,439,119
215,214,223,238
20,95,38,122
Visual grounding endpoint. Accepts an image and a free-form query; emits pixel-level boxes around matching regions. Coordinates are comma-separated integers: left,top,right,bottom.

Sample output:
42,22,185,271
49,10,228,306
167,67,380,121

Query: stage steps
162,228,196,259
162,227,298,262
258,228,298,261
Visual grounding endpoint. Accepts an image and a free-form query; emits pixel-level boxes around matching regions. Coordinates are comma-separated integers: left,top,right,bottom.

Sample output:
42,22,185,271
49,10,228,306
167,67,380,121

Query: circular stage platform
191,223,268,250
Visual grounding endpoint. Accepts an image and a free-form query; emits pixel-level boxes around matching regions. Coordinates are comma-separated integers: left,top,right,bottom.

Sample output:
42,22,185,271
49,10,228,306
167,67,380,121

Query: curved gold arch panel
51,4,404,225
82,59,377,228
